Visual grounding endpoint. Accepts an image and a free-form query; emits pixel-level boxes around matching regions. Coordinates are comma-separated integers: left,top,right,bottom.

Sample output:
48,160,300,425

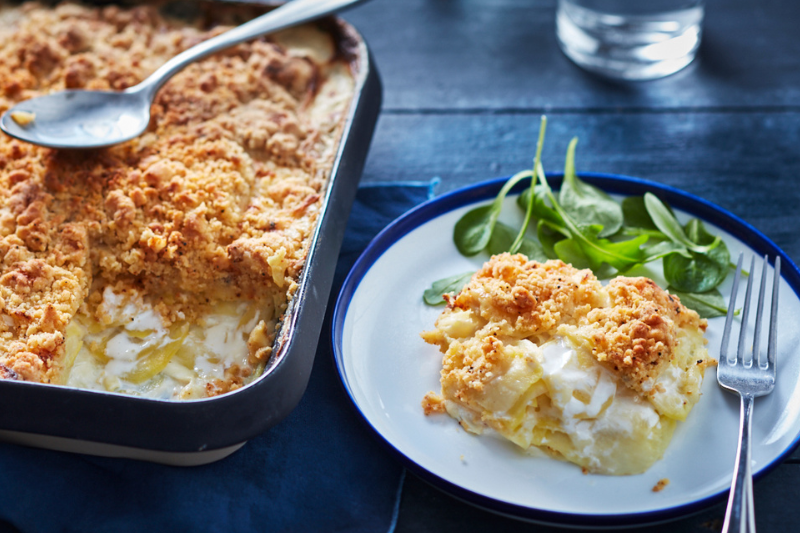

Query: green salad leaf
667,287,729,319
621,195,658,231
663,219,730,293
642,240,687,262
510,117,547,254
537,219,564,259
644,193,720,255
453,168,534,256
553,237,591,269
424,119,735,318
452,204,496,256
488,222,547,261
517,184,564,227
559,138,623,237
422,271,475,305
539,172,647,272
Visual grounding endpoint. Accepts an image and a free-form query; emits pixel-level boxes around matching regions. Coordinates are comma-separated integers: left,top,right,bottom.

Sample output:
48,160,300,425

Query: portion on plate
0,2,355,399
333,174,800,526
421,253,715,475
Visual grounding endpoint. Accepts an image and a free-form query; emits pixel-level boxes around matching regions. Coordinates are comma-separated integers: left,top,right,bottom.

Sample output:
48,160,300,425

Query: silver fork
717,253,780,533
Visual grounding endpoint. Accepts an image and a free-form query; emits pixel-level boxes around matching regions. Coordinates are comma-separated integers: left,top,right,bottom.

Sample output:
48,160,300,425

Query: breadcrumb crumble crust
421,254,716,474
0,2,354,389
422,254,709,401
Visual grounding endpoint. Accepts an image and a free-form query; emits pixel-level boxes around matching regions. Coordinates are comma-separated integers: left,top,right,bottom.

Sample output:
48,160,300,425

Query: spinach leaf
622,227,670,240
663,219,730,293
488,222,548,261
516,187,530,211
622,196,658,230
622,195,679,232
559,138,623,237
553,238,591,269
517,238,549,262
575,223,648,272
642,240,687,262
539,172,647,272
537,219,565,259
486,221,517,255
517,183,564,228
664,254,728,292
533,184,565,225
453,204,495,256
685,218,722,247
666,286,729,319
643,193,719,255
423,271,475,305
453,168,534,256
510,116,547,253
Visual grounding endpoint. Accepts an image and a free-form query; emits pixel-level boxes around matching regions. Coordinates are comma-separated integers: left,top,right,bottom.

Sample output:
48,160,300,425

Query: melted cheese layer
65,288,270,399
529,338,674,474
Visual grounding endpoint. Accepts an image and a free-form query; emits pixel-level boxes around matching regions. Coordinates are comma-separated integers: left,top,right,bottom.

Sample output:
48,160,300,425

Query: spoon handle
132,0,367,100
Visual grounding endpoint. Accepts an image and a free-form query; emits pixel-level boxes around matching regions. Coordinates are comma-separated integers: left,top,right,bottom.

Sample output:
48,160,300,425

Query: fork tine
736,255,757,367
752,255,769,369
718,254,780,533
720,253,744,365
767,256,781,369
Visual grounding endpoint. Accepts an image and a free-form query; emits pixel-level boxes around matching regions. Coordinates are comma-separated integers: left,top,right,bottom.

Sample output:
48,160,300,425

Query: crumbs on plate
652,478,670,492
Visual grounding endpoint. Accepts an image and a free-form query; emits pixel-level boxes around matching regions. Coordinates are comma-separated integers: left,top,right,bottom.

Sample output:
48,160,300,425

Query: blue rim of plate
331,173,800,528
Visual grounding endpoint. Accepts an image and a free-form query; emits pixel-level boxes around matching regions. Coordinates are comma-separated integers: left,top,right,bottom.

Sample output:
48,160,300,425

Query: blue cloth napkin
0,181,435,533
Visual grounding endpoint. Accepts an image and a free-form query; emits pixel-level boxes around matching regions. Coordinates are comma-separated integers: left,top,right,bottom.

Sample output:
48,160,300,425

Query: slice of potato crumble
421,254,715,474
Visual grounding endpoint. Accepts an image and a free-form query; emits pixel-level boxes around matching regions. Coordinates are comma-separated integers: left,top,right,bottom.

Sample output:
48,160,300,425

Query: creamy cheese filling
64,288,271,400
440,335,675,475
532,338,669,474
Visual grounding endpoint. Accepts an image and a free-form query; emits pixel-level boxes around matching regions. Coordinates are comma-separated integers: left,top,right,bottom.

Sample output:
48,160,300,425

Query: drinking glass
556,0,704,80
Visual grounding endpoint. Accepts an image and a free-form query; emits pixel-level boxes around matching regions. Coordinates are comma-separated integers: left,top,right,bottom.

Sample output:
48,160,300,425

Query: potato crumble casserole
0,3,355,398
421,254,715,475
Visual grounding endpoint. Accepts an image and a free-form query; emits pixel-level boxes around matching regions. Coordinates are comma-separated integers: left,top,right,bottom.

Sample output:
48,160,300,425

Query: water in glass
556,0,704,80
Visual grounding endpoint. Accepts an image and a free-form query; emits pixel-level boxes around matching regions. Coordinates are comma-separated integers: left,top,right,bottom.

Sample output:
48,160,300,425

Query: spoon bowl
0,89,151,149
0,0,366,150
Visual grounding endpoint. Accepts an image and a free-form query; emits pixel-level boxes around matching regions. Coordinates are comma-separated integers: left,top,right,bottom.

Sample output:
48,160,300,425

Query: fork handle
723,393,756,533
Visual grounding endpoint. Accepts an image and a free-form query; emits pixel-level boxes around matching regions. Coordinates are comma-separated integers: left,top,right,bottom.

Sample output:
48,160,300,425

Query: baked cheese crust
0,3,354,394
422,254,715,474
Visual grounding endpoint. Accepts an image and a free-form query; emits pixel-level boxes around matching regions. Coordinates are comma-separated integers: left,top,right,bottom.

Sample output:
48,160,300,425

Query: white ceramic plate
332,174,800,528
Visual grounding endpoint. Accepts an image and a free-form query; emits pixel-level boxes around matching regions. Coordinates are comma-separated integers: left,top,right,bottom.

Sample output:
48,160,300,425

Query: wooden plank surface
345,0,800,111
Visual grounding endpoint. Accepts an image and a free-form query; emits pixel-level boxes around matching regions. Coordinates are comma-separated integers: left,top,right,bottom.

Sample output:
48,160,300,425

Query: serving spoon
0,0,366,150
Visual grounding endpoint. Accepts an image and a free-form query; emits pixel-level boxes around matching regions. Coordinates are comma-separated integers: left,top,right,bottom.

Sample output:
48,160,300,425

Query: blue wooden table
343,0,800,530
1,1,797,532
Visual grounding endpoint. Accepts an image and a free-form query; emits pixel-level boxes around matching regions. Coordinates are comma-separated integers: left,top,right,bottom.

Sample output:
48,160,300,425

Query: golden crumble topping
0,2,354,391
423,254,708,397
422,256,605,351
576,276,708,395
421,254,715,474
